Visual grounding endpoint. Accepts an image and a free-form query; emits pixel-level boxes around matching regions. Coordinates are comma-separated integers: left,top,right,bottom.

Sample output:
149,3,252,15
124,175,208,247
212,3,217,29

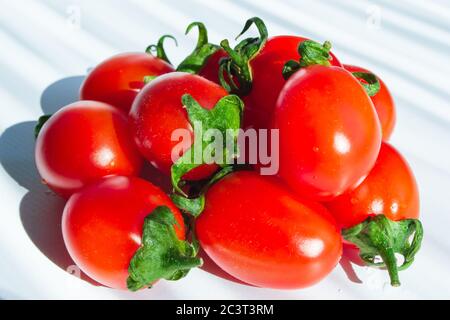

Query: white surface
1,0,450,299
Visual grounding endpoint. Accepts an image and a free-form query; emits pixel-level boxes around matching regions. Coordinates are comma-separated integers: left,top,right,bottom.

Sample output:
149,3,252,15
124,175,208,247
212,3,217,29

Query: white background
0,0,449,299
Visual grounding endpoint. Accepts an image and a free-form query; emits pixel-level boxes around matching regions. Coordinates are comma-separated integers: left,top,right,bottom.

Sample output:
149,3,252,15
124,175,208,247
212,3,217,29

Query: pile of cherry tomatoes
34,18,423,291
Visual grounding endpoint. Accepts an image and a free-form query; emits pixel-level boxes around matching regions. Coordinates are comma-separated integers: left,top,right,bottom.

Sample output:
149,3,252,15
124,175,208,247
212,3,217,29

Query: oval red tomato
35,101,143,197
196,171,342,289
327,142,419,229
344,65,396,140
129,72,228,180
273,65,382,201
326,143,421,286
62,176,185,289
80,53,174,113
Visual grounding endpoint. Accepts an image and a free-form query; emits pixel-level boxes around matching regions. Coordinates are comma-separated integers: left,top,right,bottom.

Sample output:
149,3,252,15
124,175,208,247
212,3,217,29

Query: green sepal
219,17,268,95
282,40,333,79
146,34,178,65
177,22,221,74
190,231,200,256
171,166,235,217
171,194,205,218
34,114,52,139
298,40,332,68
205,165,234,186
171,94,244,196
127,206,203,291
351,72,381,97
282,60,302,80
342,215,423,287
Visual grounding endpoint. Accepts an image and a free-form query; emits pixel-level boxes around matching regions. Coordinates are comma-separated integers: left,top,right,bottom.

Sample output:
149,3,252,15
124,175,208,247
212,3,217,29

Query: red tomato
344,65,396,140
327,142,419,229
35,101,143,197
196,171,342,289
243,36,342,129
129,72,227,180
80,53,174,113
62,176,185,289
273,65,382,201
198,49,229,85
326,143,421,287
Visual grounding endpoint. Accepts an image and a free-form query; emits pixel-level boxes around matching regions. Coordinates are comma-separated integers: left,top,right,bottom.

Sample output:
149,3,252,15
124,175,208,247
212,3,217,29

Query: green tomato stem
146,34,177,65
342,215,423,287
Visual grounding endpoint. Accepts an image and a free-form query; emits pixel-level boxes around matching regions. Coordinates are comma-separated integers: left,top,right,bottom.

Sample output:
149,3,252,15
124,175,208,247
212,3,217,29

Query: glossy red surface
196,171,342,289
35,101,143,197
273,65,382,201
80,52,174,113
327,142,420,228
62,176,185,289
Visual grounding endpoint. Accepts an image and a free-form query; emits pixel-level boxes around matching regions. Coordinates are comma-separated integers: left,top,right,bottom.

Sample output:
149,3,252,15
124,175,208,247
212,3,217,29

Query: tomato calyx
342,215,423,287
171,165,235,217
145,34,178,65
282,40,332,79
351,72,381,97
34,114,52,139
177,22,221,74
281,40,381,96
171,94,243,196
127,206,202,291
218,17,268,95
171,194,205,218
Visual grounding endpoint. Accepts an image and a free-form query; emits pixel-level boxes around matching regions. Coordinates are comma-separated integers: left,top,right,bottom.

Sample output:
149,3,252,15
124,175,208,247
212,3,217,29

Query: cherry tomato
62,176,185,289
196,171,342,289
35,101,143,197
80,53,174,113
273,65,382,201
344,65,396,140
327,142,419,229
129,72,227,180
326,143,421,287
243,36,342,129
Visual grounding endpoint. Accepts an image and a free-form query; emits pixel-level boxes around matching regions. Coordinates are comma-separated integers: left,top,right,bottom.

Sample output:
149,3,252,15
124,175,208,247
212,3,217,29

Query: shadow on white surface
40,76,85,114
339,246,365,284
0,76,102,287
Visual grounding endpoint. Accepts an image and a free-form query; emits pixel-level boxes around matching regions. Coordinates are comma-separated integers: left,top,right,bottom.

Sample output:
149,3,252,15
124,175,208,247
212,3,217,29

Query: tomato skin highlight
327,142,419,229
344,65,396,141
62,176,185,290
196,171,342,289
243,36,342,130
273,65,382,202
80,53,174,113
35,101,143,197
130,72,227,180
